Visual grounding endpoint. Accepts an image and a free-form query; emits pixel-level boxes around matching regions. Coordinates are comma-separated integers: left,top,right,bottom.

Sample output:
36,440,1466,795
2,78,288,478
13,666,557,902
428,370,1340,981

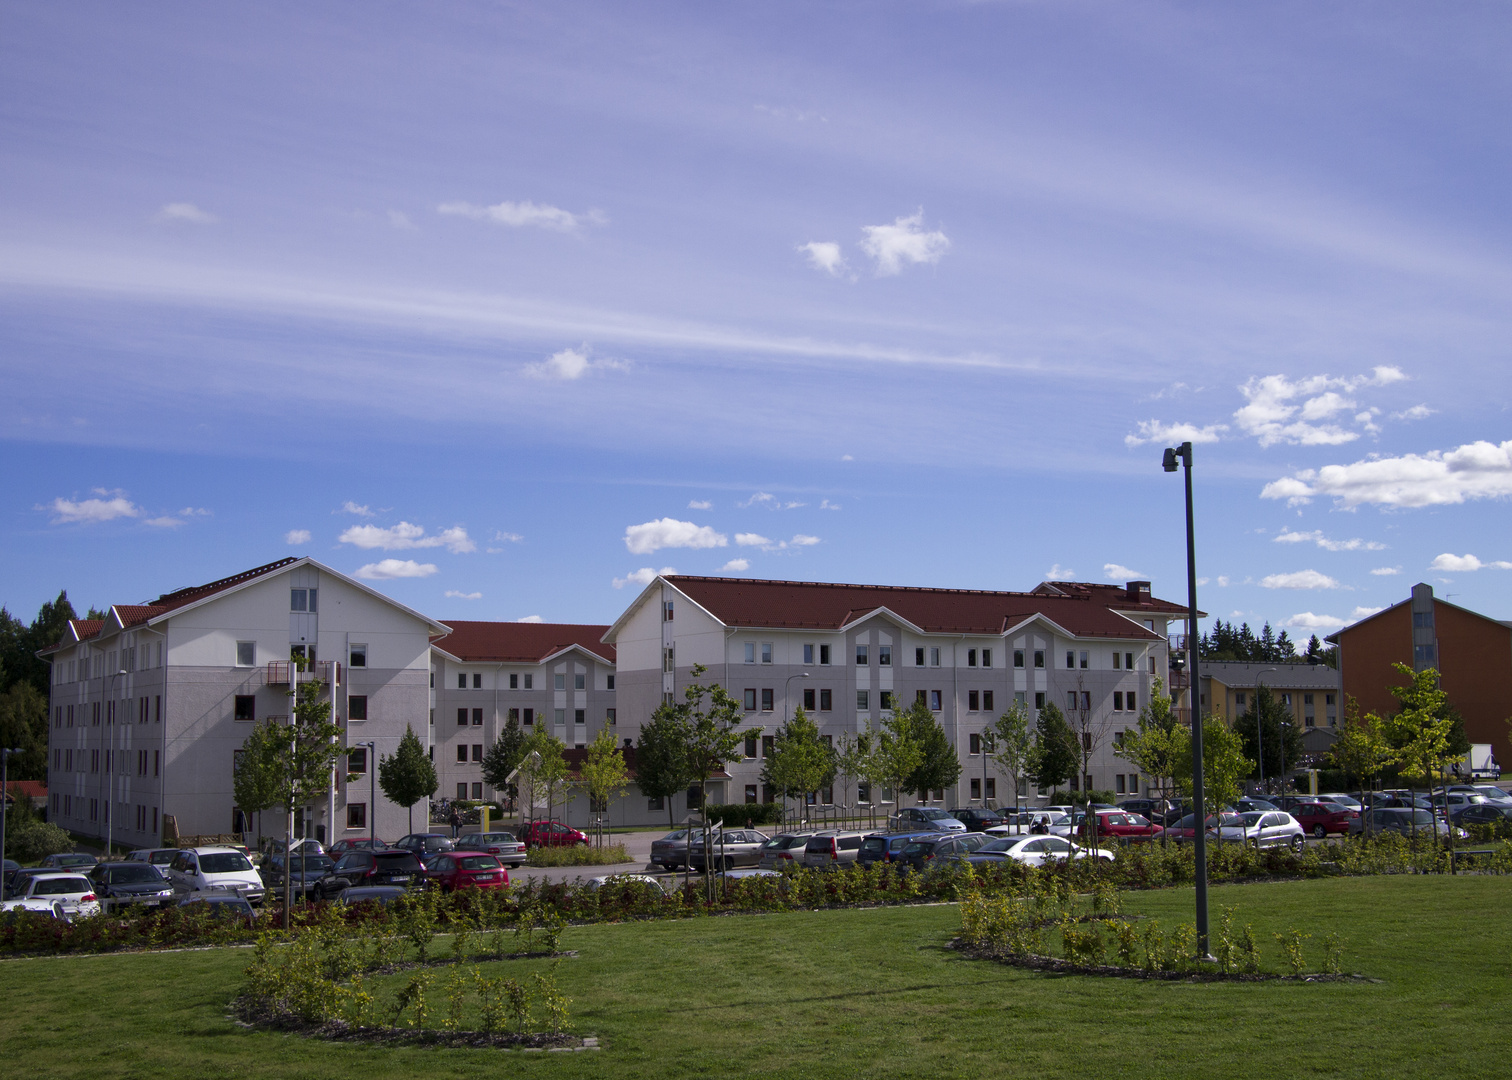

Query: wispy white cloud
143,516,185,528
1274,529,1386,552
736,532,819,552
1370,566,1401,575
1283,605,1384,632
1234,367,1406,448
1045,563,1074,579
1392,404,1435,421
819,499,841,511
612,566,676,589
387,209,416,231
719,558,750,573
624,518,726,555
445,590,482,600
1262,439,1512,508
516,614,542,622
735,532,771,547
285,529,312,545
339,522,476,553
436,199,601,233
492,531,523,543
790,534,820,547
154,202,217,225
1123,420,1227,447
1104,563,1145,581
799,241,848,277
859,209,949,275
524,345,629,380
841,455,855,462
42,489,141,524
687,500,713,511
339,501,374,517
355,558,437,579
1428,553,1512,572
1259,569,1342,590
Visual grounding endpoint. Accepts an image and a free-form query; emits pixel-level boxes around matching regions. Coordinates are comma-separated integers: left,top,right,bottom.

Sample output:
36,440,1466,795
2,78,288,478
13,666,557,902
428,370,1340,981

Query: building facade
605,575,1189,816
1199,661,1343,764
42,558,445,847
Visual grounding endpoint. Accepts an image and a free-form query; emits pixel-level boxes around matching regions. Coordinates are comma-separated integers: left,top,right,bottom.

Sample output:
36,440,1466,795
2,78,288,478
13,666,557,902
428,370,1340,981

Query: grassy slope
1,876,1508,1080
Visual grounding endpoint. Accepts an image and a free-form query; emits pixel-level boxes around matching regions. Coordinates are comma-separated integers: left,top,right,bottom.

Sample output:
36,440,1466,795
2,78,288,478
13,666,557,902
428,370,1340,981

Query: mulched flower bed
231,998,598,1051
949,939,1367,983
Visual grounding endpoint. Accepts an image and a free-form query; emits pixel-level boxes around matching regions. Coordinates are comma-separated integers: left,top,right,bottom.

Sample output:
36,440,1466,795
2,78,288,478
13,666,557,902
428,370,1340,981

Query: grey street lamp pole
359,741,376,848
1,747,24,881
1163,441,1210,957
105,669,127,858
1253,667,1277,794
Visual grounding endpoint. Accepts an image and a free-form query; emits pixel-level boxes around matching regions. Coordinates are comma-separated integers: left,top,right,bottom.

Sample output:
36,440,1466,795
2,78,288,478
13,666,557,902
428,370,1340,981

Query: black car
88,862,176,910
948,808,1006,832
314,850,424,900
1452,803,1512,827
261,854,336,898
896,833,990,872
394,833,455,857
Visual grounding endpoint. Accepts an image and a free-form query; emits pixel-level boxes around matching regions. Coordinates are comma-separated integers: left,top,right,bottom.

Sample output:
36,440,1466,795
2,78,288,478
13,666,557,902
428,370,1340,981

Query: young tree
635,707,697,831
1031,701,1078,794
1379,663,1456,837
833,731,868,821
907,703,962,802
578,726,629,844
1174,717,1251,844
760,707,835,824
1327,697,1391,799
873,708,923,810
985,702,1034,830
1235,685,1305,792
232,719,284,846
0,683,48,781
1114,678,1183,834
480,716,528,811
379,724,438,835
1067,677,1116,803
518,729,570,824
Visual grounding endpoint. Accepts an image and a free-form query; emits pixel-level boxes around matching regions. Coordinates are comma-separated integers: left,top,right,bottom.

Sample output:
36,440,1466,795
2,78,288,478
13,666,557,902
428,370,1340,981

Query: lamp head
1162,447,1179,473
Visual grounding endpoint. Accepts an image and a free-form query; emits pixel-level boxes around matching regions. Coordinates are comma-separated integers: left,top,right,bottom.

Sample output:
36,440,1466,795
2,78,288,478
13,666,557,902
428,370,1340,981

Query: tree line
1199,619,1335,668
0,590,98,782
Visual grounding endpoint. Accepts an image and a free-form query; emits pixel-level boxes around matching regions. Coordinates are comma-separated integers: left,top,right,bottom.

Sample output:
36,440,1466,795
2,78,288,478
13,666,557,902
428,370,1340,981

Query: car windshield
1240,812,1266,825
105,865,164,883
1478,787,1511,799
979,838,1018,853
199,853,253,873
34,877,90,895
149,851,178,864
296,857,334,872
457,856,501,871
659,830,689,842
374,853,423,871
480,833,517,843
918,809,954,820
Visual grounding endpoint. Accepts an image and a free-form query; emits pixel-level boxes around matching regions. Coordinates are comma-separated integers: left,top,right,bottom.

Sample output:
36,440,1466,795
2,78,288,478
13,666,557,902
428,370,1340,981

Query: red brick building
1329,583,1512,769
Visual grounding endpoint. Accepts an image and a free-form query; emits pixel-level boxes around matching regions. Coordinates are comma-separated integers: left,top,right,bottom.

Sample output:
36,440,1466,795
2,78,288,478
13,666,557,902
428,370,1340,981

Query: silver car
689,829,771,871
801,830,869,869
650,829,694,870
1210,811,1306,851
757,832,817,870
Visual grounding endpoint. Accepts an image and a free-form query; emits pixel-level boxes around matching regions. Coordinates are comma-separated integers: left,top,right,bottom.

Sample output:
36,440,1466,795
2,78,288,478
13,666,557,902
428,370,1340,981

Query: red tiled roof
664,576,1177,640
114,605,167,627
149,557,299,613
69,619,104,643
1035,580,1195,616
433,622,616,664
2,780,47,801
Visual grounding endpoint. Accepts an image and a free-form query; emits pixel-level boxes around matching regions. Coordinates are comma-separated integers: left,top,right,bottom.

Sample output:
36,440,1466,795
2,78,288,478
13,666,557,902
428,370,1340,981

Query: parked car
887,807,966,833
690,829,771,871
988,810,1072,837
1233,797,1279,814
1210,811,1306,851
327,838,392,856
1318,793,1364,812
1078,810,1164,845
948,808,1006,832
1451,803,1512,827
394,833,455,857
1471,784,1512,806
314,850,425,900
757,832,818,870
1117,798,1174,820
801,830,869,869
856,830,940,868
1351,807,1437,837
165,847,265,905
260,854,336,898
335,885,410,906
895,832,991,872
585,873,666,893
263,838,325,858
967,834,1115,868
1289,801,1356,838
455,832,527,867
40,853,98,871
0,873,100,917
1165,813,1227,843
651,829,694,870
88,861,176,910
177,891,256,920
518,821,588,848
126,848,183,867
4,867,57,901
423,852,509,892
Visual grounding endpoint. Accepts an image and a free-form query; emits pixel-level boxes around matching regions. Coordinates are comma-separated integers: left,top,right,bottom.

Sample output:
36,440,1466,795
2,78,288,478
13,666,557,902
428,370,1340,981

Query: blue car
857,830,945,868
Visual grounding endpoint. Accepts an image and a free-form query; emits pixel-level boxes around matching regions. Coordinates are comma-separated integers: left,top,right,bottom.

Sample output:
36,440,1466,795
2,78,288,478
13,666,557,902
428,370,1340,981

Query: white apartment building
605,575,1189,817
41,557,445,846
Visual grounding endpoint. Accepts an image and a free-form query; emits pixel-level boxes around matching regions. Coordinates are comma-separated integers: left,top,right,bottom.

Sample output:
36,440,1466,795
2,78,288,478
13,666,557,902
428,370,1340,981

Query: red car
519,821,588,848
1289,802,1356,838
1079,810,1164,845
424,852,509,892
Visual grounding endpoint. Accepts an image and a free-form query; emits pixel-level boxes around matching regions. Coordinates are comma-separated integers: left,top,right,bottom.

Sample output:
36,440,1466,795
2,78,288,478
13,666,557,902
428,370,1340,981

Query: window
1115,774,1126,794
761,689,774,712
744,689,757,711
347,803,366,829
509,673,519,689
967,649,977,667
473,673,483,689
803,688,815,710
1014,649,1024,668
857,689,869,710
761,643,773,664
819,688,832,711
1125,652,1134,670
1326,694,1335,706
153,750,159,776
349,644,367,668
985,778,996,799
802,643,814,664
1082,691,1091,710
982,649,992,668
857,782,871,804
745,784,758,804
236,641,255,667
663,647,675,673
457,673,467,689
1127,691,1136,711
1114,692,1124,711
607,675,615,690
744,642,756,664
930,690,942,710
1068,691,1078,711
1080,650,1089,669
879,691,893,710
983,691,994,712
970,778,981,799
138,749,147,775
472,744,483,762
347,748,367,774
349,695,369,721
856,644,868,665
916,648,925,666
290,588,316,612
745,734,758,758
762,735,775,758
472,708,483,726
664,600,674,621
523,674,533,690
1034,650,1045,669
916,690,927,706
554,673,566,690
1414,643,1436,667
648,795,665,812
554,708,566,725
1281,693,1292,707
878,645,891,666
606,708,616,725
457,708,468,726
575,673,586,690
234,695,256,722
819,644,830,665
457,783,468,800
968,690,980,711
1113,652,1121,670
1235,692,1247,709
457,745,468,763
523,708,534,726
969,733,981,754
930,647,940,667
575,709,585,725
1412,611,1433,629
1066,651,1075,669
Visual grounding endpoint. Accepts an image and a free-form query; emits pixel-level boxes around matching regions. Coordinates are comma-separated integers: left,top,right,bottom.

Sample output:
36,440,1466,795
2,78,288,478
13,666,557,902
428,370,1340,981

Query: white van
166,847,265,905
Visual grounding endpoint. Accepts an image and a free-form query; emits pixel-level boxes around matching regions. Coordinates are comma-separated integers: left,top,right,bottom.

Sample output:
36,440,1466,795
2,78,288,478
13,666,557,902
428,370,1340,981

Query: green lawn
2,875,1508,1079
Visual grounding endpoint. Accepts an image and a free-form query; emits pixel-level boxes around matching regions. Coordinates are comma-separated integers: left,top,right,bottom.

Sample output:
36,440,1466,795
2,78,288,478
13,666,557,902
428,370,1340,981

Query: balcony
265,660,342,686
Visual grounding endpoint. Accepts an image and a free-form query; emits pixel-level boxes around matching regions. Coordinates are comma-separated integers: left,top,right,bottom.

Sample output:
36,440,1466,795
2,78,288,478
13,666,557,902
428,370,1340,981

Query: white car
985,810,1072,838
1318,793,1363,812
584,873,666,893
968,834,1114,867
0,872,101,918
1209,811,1306,851
166,847,266,905
888,807,966,832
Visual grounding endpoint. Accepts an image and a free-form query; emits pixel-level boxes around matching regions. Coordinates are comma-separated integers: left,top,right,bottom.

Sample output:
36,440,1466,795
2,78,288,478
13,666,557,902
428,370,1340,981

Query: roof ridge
667,574,1046,599
150,557,299,606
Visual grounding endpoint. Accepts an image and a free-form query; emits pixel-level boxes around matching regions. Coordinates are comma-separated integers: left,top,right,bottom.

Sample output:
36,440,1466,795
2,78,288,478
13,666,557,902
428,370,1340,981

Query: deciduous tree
379,724,438,835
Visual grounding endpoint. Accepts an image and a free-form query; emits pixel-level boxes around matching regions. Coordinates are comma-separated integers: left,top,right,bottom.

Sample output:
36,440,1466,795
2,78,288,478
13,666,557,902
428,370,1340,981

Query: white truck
1458,744,1501,781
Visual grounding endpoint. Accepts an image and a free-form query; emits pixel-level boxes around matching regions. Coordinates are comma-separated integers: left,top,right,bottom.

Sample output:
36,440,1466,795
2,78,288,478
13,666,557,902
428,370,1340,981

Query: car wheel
1312,824,1327,839
1290,835,1305,853
721,857,734,872
1247,837,1259,849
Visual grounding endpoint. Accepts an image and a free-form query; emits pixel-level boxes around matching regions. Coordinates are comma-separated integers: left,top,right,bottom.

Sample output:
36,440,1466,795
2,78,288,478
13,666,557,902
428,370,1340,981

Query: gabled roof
148,557,300,613
432,622,615,665
1326,585,1510,645
642,576,1176,640
1034,580,1193,616
64,619,104,645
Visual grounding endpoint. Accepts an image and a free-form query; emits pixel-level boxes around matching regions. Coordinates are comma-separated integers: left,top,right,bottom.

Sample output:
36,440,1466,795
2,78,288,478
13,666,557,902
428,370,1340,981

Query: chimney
1126,580,1151,604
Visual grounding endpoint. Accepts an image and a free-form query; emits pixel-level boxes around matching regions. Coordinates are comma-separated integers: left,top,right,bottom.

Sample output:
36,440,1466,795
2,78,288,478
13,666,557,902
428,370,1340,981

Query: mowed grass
2,875,1509,1080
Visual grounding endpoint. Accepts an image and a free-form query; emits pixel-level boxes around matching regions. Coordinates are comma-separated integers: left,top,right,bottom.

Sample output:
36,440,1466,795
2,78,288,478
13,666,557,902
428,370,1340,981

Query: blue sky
4,2,1511,638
